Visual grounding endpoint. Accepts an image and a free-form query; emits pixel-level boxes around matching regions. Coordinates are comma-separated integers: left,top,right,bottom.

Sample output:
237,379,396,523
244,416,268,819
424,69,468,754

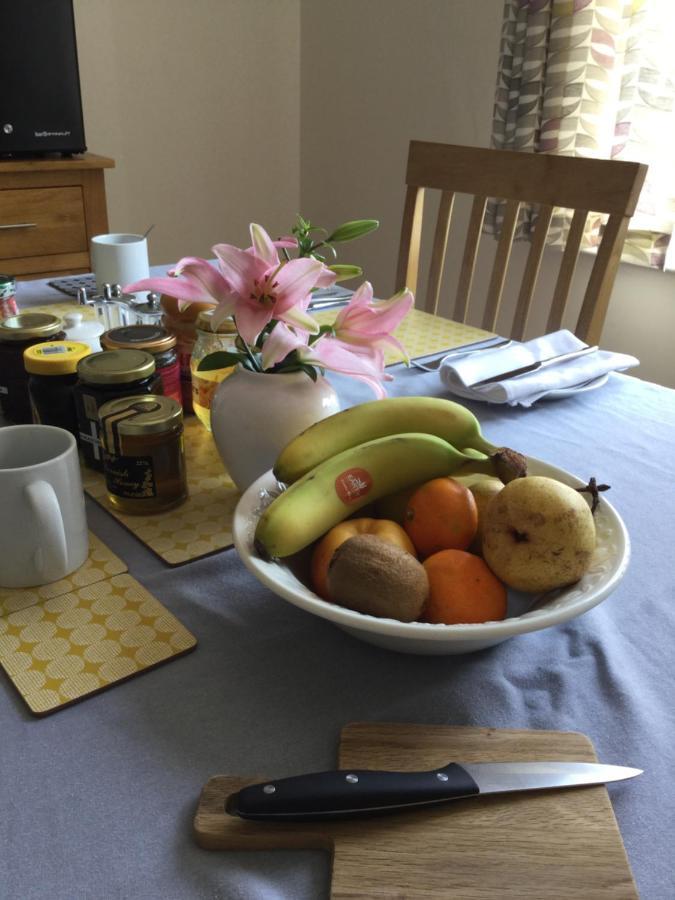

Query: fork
410,338,512,372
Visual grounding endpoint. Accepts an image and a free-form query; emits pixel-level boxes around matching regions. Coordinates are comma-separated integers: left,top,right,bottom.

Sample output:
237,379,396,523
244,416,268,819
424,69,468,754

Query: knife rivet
262,784,276,794
436,772,449,782
345,774,359,784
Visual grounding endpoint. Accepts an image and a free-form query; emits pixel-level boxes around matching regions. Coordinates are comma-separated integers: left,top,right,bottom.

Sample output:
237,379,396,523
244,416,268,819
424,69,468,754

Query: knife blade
225,760,642,822
467,345,598,388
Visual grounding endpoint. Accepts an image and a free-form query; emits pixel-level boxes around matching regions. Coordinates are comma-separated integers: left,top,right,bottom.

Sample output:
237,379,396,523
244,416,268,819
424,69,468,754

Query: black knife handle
228,763,480,821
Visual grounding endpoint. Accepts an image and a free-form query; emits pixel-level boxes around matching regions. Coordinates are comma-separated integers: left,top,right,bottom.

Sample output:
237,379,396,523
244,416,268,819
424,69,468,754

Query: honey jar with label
98,395,187,514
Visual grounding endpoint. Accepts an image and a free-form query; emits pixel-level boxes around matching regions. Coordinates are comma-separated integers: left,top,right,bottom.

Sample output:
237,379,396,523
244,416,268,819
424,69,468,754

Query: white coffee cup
0,425,89,588
90,232,150,294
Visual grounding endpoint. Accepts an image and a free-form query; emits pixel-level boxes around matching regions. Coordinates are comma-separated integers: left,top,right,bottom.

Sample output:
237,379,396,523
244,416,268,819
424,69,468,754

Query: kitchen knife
225,761,642,822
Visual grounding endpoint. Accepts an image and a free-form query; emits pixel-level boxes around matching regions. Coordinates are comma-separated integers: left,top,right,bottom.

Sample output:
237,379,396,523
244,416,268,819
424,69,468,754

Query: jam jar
98,395,187,514
74,349,162,470
24,340,92,438
161,294,213,414
0,313,65,423
100,324,181,405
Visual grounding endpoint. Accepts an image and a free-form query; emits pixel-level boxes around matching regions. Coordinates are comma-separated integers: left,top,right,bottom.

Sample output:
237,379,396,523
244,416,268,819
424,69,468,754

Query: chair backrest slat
512,203,554,340
482,199,520,332
576,213,630,345
546,208,588,333
424,190,454,314
397,141,647,343
453,195,487,323
396,184,424,300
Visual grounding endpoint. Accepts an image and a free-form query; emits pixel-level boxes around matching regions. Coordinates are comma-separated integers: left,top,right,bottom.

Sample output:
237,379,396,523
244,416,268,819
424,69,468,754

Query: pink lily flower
213,224,336,344
305,337,393,398
331,281,414,363
260,322,310,370
125,256,234,306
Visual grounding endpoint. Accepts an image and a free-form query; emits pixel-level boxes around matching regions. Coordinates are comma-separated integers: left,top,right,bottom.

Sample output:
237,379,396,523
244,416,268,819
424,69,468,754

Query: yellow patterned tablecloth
0,573,197,715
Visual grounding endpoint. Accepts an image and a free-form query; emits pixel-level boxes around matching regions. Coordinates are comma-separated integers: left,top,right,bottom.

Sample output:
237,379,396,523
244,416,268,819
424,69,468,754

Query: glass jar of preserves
100,324,181,406
189,310,237,431
161,294,213,414
24,340,92,438
74,349,162,470
98,395,187,514
0,313,65,423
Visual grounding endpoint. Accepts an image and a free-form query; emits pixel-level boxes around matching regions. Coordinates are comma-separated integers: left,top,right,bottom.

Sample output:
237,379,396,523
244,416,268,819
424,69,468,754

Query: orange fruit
310,518,416,600
422,549,507,624
404,477,478,558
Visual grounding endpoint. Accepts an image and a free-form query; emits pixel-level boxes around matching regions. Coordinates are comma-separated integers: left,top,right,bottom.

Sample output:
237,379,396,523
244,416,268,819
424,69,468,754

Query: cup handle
24,480,68,582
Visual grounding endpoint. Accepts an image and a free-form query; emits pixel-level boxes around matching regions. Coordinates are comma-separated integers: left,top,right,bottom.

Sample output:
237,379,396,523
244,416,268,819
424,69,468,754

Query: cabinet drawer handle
0,222,37,230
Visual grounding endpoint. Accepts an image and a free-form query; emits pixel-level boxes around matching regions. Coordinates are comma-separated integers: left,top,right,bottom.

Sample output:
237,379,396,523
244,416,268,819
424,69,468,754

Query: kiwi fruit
327,533,428,622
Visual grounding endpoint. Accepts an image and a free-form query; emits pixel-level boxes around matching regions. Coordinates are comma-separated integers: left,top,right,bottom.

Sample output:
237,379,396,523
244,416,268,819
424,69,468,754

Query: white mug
0,425,89,588
91,232,150,294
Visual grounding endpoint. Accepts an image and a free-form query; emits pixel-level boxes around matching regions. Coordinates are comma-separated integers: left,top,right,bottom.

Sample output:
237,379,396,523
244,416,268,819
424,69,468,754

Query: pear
464,476,504,554
481,476,596,593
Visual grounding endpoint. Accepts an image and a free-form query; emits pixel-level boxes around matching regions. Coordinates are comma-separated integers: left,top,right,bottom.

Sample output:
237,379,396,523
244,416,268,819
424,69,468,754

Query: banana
273,396,499,485
256,432,496,558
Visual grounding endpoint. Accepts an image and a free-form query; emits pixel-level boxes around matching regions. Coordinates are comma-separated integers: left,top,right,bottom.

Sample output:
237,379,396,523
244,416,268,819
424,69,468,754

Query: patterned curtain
487,0,675,270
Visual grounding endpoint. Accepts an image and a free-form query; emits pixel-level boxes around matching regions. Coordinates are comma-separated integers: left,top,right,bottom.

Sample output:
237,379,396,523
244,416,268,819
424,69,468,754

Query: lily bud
326,219,379,243
329,264,363,282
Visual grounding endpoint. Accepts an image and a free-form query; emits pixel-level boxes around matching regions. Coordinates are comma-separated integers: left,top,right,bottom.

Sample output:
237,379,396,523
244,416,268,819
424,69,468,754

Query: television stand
0,152,115,280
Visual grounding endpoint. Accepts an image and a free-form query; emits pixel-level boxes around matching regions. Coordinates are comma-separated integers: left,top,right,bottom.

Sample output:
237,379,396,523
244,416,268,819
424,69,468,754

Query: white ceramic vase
210,366,340,491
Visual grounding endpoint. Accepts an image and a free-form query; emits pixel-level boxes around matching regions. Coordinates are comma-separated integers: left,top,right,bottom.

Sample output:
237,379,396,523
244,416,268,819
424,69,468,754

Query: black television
0,0,87,157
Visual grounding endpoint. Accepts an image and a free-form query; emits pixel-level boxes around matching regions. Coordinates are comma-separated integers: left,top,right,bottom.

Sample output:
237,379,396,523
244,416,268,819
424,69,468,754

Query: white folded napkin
439,329,639,407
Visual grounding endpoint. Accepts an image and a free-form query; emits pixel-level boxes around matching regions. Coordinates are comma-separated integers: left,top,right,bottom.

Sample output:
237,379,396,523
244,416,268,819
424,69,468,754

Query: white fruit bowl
232,458,630,655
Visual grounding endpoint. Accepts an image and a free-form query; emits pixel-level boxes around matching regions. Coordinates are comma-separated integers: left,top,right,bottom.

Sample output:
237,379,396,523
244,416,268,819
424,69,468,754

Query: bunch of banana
254,397,527,559
256,433,509,559
274,396,511,484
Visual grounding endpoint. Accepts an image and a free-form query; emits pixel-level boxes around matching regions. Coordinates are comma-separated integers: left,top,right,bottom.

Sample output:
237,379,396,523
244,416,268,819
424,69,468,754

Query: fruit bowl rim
233,458,630,642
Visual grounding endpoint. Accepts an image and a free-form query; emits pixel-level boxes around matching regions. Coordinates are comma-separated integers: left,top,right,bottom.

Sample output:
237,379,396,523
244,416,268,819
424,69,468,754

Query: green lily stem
234,320,263,372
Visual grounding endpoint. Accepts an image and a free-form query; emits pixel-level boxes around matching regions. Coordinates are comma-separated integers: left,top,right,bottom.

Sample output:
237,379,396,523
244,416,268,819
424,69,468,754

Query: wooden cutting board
193,723,638,898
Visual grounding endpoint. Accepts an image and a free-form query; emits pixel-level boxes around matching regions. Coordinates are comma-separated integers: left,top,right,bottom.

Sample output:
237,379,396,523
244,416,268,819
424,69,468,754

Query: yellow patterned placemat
0,532,127,618
0,573,197,716
82,418,240,566
313,306,494,365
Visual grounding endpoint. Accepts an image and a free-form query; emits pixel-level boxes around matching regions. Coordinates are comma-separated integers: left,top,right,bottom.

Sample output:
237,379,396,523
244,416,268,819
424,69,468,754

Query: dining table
2,273,674,900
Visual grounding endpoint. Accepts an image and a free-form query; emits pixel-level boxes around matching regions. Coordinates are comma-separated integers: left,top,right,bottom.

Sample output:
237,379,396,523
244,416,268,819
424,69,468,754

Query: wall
300,0,675,389
73,0,301,267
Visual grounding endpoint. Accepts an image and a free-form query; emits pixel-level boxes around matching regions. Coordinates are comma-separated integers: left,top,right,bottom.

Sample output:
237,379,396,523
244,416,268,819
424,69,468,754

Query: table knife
225,760,642,822
467,345,598,388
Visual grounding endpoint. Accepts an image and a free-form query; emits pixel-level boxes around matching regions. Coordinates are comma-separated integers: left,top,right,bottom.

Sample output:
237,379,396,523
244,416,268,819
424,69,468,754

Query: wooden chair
395,141,647,344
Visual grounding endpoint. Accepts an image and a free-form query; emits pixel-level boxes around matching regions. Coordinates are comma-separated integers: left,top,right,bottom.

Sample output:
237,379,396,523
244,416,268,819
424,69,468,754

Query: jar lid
23,340,91,374
78,349,156,384
0,313,62,342
98,394,183,439
195,309,237,334
100,324,177,353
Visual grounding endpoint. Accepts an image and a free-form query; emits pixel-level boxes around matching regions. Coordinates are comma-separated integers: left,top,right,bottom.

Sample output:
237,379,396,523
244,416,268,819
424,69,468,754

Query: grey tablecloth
2,279,675,899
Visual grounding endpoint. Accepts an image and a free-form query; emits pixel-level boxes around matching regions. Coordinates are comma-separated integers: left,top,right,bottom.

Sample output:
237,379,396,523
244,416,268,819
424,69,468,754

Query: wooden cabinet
0,153,114,280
